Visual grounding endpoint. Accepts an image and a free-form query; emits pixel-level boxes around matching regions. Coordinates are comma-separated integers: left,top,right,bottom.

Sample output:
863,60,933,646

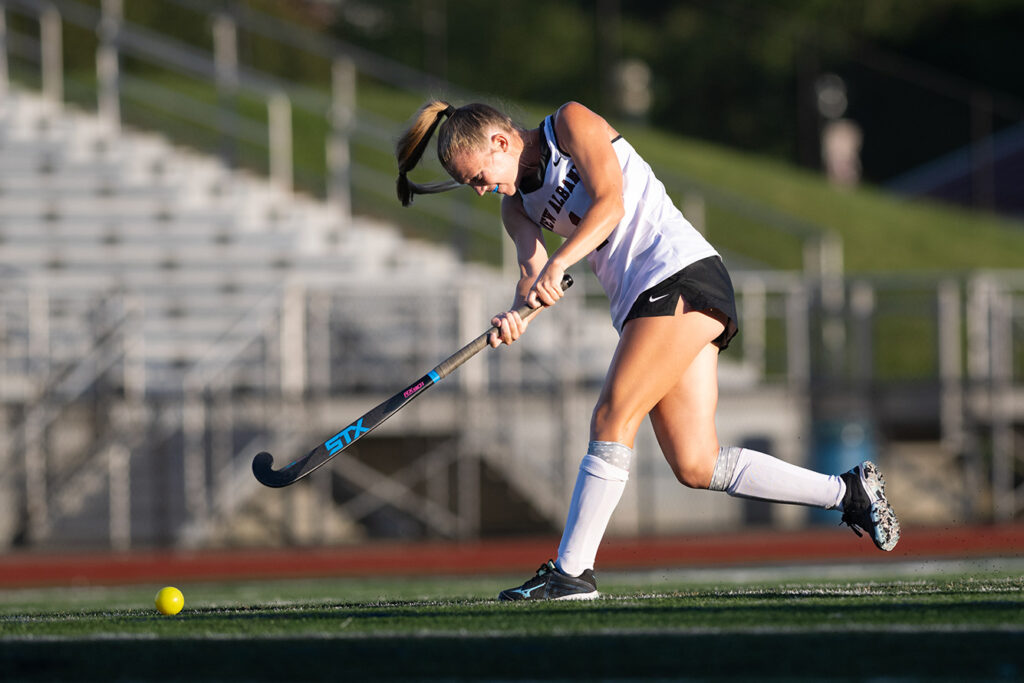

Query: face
447,132,519,197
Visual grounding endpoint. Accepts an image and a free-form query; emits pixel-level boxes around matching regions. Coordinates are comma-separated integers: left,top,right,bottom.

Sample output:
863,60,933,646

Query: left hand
527,262,567,309
487,309,529,348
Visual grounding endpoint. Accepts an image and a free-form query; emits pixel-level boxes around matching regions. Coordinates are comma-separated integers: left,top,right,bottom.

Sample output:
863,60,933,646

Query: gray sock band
588,440,634,472
709,446,742,491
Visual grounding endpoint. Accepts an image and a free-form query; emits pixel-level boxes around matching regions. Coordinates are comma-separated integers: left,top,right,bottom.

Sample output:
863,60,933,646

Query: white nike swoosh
649,293,671,303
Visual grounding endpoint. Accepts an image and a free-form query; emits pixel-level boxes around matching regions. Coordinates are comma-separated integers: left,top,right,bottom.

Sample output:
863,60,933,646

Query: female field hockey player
394,100,900,601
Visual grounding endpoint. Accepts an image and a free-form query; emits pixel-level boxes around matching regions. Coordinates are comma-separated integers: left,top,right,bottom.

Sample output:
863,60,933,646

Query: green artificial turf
2,568,1022,681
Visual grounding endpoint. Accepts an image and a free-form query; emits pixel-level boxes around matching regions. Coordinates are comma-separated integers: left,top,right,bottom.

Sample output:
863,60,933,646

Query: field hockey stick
252,273,574,488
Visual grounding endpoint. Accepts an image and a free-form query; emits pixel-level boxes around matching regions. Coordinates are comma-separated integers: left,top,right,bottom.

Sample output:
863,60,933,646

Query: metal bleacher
7,0,1016,552
0,85,635,550
3,93,335,388
0,86,820,552
0,0,867,550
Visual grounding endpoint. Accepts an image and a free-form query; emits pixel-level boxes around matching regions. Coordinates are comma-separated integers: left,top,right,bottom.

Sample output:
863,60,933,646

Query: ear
490,131,510,152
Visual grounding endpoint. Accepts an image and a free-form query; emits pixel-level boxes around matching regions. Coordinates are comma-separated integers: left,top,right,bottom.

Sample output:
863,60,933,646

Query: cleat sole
553,591,599,601
871,501,901,551
862,462,900,551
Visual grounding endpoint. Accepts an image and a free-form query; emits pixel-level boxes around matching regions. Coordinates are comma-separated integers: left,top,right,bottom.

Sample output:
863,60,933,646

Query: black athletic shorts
622,255,739,351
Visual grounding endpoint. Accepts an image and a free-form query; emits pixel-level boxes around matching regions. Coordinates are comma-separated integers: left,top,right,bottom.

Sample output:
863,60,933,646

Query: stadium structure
0,0,1021,553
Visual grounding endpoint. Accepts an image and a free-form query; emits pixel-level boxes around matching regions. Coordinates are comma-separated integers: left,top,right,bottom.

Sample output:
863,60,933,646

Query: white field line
602,556,1024,586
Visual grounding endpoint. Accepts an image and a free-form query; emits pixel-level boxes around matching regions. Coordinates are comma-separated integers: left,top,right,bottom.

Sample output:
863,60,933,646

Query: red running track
0,523,1021,587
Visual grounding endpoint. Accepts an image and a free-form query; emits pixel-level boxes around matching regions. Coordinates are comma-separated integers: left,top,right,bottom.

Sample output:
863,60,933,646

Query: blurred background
0,0,1021,555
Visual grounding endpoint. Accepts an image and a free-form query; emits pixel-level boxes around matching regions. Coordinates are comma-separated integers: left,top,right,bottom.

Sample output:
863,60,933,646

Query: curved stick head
253,444,330,488
252,451,293,488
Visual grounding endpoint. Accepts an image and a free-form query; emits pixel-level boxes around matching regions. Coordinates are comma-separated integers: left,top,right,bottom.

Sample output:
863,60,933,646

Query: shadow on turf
167,595,1024,629
2,631,1022,681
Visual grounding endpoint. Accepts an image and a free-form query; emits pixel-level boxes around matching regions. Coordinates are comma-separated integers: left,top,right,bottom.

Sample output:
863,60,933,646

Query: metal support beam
328,56,355,225
268,92,293,193
97,0,122,131
23,407,49,542
0,9,9,98
990,287,1015,520
280,284,307,397
40,4,62,103
183,397,209,524
331,445,462,538
108,444,131,550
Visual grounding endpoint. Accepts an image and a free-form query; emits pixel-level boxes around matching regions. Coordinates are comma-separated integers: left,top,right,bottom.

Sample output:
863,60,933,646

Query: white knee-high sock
710,446,846,509
556,443,631,577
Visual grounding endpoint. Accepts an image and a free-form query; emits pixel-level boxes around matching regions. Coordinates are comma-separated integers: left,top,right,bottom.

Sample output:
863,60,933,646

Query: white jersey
518,114,718,331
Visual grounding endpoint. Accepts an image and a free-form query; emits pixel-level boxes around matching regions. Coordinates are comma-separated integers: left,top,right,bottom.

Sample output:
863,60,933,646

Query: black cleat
498,560,598,601
840,461,901,551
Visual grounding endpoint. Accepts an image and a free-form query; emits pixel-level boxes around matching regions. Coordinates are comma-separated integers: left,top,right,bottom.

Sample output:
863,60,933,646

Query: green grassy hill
360,85,1024,274
618,124,1024,274
360,84,1024,274
99,70,1024,275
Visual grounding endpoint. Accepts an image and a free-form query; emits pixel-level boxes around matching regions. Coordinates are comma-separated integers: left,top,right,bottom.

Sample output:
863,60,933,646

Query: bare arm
487,195,549,347
527,101,624,308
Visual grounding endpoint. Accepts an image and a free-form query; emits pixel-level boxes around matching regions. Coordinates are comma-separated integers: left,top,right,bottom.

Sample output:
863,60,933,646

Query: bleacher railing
1,0,1021,549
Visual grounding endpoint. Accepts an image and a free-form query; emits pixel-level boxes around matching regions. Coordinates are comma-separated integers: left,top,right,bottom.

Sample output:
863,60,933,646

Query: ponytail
395,101,460,206
395,100,520,206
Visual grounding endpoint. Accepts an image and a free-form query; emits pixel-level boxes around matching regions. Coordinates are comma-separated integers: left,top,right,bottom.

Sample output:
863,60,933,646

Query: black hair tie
396,171,413,206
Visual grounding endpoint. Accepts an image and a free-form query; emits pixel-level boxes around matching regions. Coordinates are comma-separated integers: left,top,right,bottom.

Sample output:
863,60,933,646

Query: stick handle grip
433,273,574,380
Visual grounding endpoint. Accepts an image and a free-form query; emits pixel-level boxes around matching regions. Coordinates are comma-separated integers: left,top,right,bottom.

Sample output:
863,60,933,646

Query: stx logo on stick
252,274,572,488
325,419,369,454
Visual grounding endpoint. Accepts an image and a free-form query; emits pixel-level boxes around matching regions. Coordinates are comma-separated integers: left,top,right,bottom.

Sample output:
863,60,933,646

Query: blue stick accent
429,370,441,383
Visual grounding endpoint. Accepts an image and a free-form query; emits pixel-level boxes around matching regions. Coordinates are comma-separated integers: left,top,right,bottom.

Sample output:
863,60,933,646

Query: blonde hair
395,100,519,206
